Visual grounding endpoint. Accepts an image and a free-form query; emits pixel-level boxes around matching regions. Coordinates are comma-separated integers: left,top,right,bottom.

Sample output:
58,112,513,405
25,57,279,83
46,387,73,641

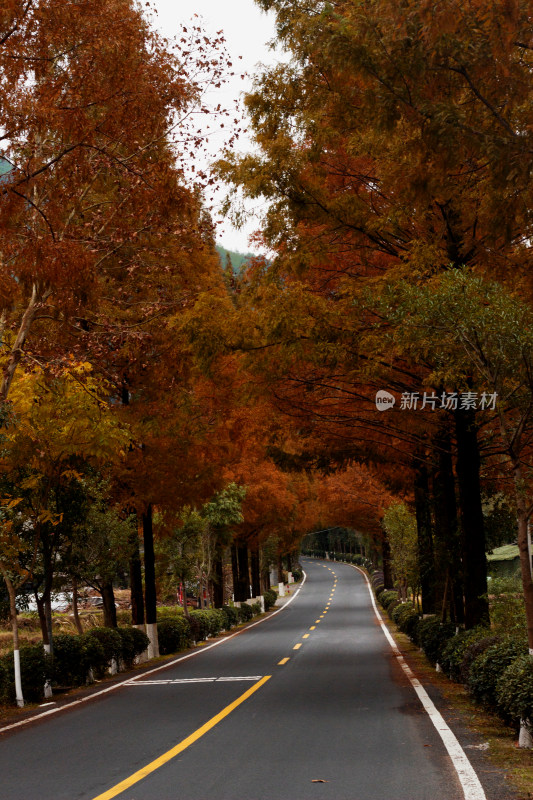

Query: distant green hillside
216,246,255,273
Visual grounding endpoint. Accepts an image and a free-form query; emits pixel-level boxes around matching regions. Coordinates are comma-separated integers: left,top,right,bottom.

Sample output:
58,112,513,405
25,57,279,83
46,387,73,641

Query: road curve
0,559,512,799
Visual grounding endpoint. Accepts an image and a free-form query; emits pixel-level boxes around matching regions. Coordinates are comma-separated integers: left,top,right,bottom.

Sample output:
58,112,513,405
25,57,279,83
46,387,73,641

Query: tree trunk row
403,410,489,628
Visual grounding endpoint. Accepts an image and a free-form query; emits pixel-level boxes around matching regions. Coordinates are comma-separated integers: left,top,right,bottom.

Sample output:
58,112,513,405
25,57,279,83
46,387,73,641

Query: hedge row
376,588,533,734
0,596,273,706
156,600,268,654
0,626,150,704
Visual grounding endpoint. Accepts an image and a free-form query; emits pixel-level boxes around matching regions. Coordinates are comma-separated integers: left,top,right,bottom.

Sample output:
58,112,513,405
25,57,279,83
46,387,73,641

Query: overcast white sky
148,0,282,253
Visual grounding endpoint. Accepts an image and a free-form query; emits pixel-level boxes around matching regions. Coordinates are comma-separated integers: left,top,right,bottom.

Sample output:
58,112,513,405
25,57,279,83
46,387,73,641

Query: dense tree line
4,0,533,717
216,0,533,650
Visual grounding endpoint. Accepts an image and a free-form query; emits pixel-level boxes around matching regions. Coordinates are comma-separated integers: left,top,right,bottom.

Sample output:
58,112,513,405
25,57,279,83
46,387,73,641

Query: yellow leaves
36,510,62,526
0,496,22,510
19,476,41,491
5,363,132,471
61,469,83,483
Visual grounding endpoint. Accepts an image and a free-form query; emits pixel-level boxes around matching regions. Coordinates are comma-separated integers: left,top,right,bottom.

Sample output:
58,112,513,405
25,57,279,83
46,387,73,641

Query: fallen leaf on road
311,779,329,783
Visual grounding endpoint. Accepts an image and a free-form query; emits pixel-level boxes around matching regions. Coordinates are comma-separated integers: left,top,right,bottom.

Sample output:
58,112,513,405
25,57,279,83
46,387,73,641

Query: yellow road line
293,643,302,650
310,626,316,630
303,634,310,639
91,676,271,800
278,658,290,665
315,619,321,623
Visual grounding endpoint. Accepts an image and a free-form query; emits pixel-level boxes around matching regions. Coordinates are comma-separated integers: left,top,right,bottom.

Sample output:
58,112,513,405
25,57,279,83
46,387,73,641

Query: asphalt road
0,560,508,800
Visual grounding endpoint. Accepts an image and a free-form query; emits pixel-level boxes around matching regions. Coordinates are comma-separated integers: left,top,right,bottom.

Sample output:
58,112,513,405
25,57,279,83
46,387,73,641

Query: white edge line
0,572,307,735
351,564,486,800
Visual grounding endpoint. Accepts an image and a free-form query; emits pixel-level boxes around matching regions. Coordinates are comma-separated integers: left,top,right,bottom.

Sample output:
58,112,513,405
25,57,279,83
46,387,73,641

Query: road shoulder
343,561,530,800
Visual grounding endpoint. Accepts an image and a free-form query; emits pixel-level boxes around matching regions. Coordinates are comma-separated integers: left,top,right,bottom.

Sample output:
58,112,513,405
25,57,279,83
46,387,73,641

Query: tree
202,483,246,607
0,495,30,706
217,0,533,628
381,269,533,652
0,363,130,649
68,478,136,629
383,503,419,604
0,0,231,400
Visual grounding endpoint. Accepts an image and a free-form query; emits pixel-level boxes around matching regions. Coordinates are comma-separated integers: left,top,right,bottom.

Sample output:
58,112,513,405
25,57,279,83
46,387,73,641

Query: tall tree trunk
455,408,489,628
230,545,239,601
142,504,159,657
250,548,261,597
129,526,145,626
101,580,117,628
511,466,533,748
512,466,533,653
432,426,464,624
0,567,24,707
44,591,53,655
181,575,190,618
414,460,436,615
381,529,394,590
213,554,224,608
36,593,49,647
234,543,249,602
72,576,83,634
277,553,283,584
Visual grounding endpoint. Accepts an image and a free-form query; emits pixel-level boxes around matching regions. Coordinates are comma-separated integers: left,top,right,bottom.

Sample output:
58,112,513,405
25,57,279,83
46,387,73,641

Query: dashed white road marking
125,676,263,686
0,573,307,734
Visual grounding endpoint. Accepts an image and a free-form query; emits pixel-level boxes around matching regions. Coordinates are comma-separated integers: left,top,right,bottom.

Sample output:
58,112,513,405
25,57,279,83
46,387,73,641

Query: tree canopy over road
1,2,533,740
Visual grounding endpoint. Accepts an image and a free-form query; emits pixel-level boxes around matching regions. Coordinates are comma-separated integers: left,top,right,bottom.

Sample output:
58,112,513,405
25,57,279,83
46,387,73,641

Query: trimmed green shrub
187,609,226,641
188,610,210,642
415,617,456,665
80,632,107,678
238,603,254,622
458,634,500,684
263,590,277,611
157,617,191,655
2,644,52,703
221,605,239,629
468,637,528,710
392,603,420,639
371,571,384,589
496,655,533,727
206,609,225,636
379,590,398,610
440,627,491,682
85,627,122,667
375,585,386,599
250,601,262,616
157,606,185,619
387,598,400,618
52,633,85,686
118,627,150,667
292,567,303,582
